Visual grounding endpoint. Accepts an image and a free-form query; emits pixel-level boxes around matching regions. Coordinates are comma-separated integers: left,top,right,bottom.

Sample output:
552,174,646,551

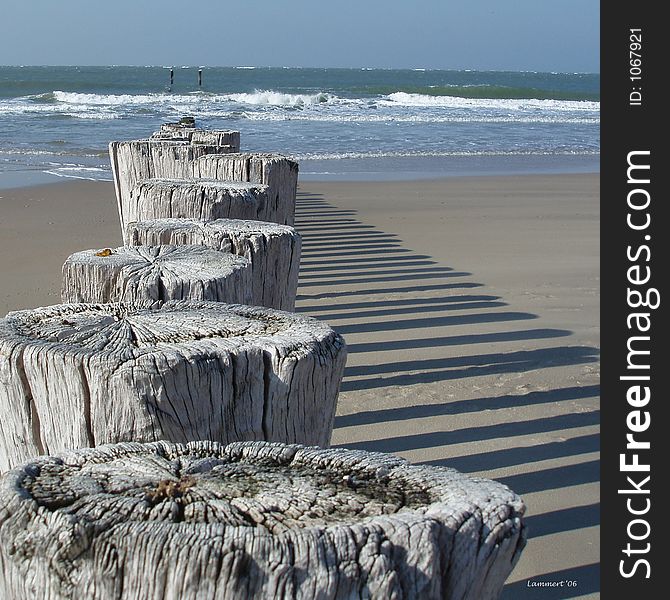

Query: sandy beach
0,173,599,597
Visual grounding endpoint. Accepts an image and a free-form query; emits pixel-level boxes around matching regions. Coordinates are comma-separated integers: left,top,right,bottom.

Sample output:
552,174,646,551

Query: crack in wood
0,441,526,599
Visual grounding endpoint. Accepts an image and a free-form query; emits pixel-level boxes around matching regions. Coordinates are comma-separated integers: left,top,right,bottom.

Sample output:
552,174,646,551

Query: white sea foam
50,89,337,108
44,166,113,181
222,90,333,106
384,92,600,112
12,89,600,120
36,89,600,120
66,112,119,120
53,91,170,106
289,149,600,161
238,111,598,125
1,86,599,130
0,102,62,115
0,148,101,158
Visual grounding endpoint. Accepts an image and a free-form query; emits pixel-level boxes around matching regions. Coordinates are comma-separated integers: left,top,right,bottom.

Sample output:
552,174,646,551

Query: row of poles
168,68,203,88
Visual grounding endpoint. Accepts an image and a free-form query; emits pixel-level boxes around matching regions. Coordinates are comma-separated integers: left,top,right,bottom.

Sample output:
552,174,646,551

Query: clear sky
0,0,600,72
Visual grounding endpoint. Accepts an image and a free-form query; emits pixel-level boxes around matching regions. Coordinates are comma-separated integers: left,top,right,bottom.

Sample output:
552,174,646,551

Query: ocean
0,66,599,188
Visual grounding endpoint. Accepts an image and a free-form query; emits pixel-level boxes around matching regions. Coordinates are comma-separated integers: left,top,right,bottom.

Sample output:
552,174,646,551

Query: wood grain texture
0,440,526,600
61,245,252,306
193,153,299,226
150,123,241,148
108,139,240,237
126,218,301,311
0,302,346,471
122,179,271,234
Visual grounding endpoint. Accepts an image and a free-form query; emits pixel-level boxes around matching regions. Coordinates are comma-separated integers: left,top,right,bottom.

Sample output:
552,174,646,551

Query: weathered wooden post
193,152,299,226
118,179,272,235
0,301,346,471
150,122,239,147
150,120,196,141
108,130,241,236
61,245,252,306
126,218,301,311
0,440,526,600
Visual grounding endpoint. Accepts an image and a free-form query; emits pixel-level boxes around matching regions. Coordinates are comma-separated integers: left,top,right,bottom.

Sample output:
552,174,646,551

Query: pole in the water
198,68,203,87
170,68,174,86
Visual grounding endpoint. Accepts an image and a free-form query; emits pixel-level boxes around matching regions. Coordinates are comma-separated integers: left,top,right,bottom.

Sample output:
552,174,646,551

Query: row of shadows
293,190,600,598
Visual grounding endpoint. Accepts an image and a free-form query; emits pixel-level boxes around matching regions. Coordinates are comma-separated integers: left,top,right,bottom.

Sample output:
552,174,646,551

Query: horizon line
0,64,601,76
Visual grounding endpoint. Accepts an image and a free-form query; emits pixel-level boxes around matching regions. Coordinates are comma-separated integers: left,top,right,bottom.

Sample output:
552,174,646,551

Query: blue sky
1,0,599,72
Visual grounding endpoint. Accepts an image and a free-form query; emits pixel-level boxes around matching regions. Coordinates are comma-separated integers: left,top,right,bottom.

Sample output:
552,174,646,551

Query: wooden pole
194,153,300,226
61,245,253,306
126,218,302,311
0,440,527,599
125,179,271,230
0,301,347,471
108,137,241,237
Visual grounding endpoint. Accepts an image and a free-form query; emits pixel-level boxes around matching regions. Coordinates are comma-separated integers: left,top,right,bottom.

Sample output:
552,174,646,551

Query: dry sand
0,173,600,598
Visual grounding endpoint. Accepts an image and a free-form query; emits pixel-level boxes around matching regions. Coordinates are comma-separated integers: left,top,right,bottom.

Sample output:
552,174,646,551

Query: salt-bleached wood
0,440,526,600
121,178,272,234
0,301,346,471
193,153,299,226
127,218,301,311
61,245,252,306
151,122,241,148
149,120,197,140
190,130,240,147
109,137,240,235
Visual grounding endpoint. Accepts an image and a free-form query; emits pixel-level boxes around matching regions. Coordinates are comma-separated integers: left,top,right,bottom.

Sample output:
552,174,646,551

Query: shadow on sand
294,189,600,595
295,190,599,399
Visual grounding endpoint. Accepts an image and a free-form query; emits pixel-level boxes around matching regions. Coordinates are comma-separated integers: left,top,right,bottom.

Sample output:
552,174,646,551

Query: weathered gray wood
108,138,241,236
149,121,198,140
0,302,346,471
126,218,301,311
61,245,252,306
0,440,526,600
119,178,272,234
191,130,240,147
151,122,241,148
193,153,299,226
